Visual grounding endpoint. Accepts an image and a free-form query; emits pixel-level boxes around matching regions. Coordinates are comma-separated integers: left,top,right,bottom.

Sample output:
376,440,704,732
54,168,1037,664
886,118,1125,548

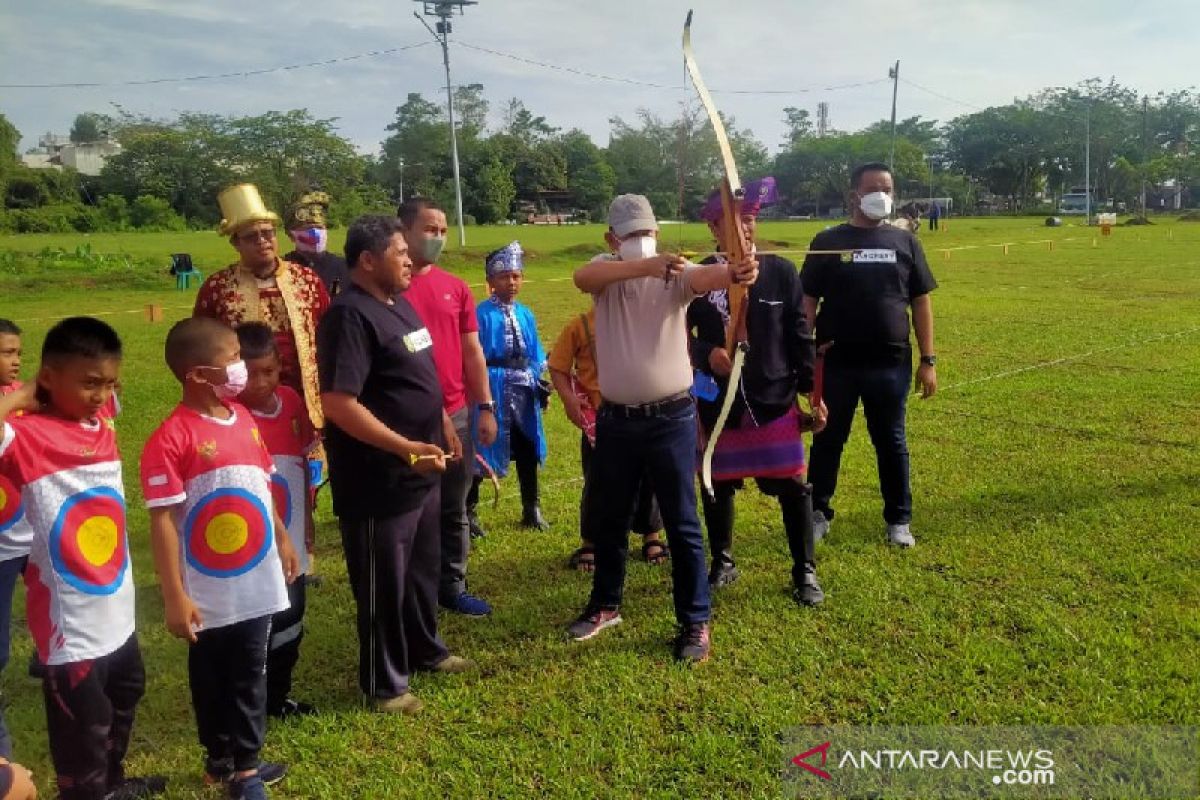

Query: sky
1,0,1197,157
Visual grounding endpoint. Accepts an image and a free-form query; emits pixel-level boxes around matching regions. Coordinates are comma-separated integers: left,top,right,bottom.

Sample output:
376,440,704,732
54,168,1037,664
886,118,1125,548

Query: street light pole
1084,102,1092,226
888,60,900,176
398,157,405,203
928,155,934,205
415,1,475,248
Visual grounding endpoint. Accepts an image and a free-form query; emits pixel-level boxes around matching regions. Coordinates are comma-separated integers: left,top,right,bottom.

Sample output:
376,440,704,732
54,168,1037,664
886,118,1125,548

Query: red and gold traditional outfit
193,258,329,428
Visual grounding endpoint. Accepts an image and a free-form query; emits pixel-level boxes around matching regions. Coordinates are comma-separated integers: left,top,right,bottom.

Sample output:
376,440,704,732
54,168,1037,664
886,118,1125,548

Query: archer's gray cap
608,194,659,238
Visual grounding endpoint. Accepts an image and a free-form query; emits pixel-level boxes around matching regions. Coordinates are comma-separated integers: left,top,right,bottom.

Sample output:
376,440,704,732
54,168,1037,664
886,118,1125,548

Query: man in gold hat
193,184,330,431
282,190,349,298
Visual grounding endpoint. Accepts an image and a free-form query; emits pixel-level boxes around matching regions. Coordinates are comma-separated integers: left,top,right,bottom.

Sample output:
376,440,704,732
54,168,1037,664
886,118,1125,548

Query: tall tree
782,107,814,147
69,113,106,143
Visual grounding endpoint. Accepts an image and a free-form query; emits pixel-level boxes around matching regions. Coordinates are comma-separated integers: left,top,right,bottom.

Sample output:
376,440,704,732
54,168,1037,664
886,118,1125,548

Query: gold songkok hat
285,190,332,230
217,184,280,236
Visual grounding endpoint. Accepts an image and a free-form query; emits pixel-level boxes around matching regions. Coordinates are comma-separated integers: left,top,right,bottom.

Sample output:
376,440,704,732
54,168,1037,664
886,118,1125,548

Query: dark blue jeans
809,354,913,525
587,402,710,625
0,555,26,759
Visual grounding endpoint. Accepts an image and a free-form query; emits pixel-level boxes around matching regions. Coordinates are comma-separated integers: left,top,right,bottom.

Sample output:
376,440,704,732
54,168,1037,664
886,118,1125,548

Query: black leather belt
600,390,693,419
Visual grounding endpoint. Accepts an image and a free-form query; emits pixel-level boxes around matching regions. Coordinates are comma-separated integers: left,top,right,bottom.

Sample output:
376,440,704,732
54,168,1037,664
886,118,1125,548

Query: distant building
1146,180,1188,211
21,132,122,176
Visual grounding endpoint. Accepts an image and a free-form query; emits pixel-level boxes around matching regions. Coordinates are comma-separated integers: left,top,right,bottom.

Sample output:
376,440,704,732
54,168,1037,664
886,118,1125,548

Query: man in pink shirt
398,198,497,617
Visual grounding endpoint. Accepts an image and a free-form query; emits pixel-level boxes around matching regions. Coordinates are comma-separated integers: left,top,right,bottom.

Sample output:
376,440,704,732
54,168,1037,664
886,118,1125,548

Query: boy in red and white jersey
0,318,28,760
235,322,318,720
0,316,164,800
141,317,299,800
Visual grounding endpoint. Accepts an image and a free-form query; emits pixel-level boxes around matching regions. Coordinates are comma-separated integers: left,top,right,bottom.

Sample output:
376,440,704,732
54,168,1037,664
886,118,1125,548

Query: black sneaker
792,576,825,607
673,622,711,663
268,698,317,719
467,512,488,539
104,775,168,799
708,561,739,589
567,606,621,641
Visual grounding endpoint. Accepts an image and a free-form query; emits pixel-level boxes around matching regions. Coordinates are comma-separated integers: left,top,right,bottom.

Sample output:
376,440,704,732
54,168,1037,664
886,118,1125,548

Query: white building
21,132,122,177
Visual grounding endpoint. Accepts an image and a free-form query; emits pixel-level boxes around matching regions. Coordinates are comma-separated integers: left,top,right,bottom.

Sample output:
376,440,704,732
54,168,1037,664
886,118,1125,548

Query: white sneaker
813,512,831,543
887,523,915,548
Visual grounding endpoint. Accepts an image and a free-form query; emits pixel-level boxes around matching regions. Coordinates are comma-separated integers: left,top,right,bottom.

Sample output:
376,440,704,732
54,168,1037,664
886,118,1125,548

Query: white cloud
3,0,1198,156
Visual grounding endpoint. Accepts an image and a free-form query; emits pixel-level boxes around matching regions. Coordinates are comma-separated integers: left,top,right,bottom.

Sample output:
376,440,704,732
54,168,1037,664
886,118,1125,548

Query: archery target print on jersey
0,473,24,535
48,485,129,595
270,472,292,529
185,486,273,578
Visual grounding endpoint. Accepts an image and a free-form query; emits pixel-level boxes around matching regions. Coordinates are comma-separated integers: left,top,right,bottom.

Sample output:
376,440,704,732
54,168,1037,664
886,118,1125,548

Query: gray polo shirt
591,254,700,406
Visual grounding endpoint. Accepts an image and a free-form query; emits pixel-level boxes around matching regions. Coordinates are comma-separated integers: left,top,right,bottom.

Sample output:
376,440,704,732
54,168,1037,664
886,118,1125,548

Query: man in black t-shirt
317,215,471,715
800,162,938,548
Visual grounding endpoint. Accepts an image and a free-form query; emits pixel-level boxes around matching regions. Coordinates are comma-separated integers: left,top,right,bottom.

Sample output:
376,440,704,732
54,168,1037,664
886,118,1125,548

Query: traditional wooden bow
684,9,753,497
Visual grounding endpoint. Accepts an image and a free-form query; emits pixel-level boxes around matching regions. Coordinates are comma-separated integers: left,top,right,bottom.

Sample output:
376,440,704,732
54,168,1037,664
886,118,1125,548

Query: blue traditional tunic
473,296,548,476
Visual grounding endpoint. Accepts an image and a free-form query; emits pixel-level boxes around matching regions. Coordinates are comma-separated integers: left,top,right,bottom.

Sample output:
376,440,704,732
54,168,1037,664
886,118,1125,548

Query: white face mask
858,191,894,221
618,235,657,261
205,360,249,400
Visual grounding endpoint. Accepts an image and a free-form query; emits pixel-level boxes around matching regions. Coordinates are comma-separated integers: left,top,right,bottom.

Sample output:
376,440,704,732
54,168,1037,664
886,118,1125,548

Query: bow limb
685,9,755,497
684,10,752,346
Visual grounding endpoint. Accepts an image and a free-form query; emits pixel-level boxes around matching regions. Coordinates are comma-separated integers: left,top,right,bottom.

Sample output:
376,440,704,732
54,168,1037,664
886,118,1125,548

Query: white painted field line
10,304,194,325
938,325,1200,394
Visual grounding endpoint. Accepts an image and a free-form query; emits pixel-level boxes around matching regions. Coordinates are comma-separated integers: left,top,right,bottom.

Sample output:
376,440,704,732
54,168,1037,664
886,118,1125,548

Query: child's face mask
194,360,249,400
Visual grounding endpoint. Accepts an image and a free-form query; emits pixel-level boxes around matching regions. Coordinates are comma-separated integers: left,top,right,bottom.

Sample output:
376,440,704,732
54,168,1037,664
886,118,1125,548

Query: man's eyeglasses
238,228,276,243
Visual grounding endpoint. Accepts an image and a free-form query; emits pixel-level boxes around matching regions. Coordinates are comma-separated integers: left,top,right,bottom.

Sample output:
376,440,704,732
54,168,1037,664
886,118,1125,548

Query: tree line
1,76,1198,234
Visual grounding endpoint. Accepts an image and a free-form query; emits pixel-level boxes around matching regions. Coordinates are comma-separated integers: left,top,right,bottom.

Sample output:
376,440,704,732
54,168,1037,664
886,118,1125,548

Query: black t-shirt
285,250,350,297
800,223,937,364
317,283,444,518
688,254,816,430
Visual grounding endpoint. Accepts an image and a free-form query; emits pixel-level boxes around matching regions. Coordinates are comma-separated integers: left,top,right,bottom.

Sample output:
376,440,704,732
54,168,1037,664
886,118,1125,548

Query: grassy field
0,218,1197,798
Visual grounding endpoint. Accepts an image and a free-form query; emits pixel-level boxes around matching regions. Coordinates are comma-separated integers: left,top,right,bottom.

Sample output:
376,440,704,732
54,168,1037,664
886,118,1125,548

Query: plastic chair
169,253,203,290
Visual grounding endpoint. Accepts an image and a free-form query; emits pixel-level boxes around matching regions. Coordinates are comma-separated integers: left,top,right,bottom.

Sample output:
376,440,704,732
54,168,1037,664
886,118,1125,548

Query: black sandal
641,539,670,565
568,545,596,572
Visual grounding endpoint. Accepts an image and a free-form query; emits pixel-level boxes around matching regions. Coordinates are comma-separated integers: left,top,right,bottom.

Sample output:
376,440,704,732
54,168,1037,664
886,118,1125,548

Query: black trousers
43,633,145,800
340,487,449,700
266,578,306,713
579,433,661,539
701,477,816,585
188,615,271,773
468,425,542,513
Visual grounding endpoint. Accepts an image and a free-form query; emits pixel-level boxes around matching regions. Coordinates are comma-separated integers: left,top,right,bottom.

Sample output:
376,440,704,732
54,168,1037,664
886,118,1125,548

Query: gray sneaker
887,524,915,547
813,512,831,543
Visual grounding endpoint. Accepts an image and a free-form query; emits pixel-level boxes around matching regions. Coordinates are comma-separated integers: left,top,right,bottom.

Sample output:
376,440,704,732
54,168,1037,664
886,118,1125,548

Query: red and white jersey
0,382,34,562
140,403,288,629
248,387,315,575
0,398,135,665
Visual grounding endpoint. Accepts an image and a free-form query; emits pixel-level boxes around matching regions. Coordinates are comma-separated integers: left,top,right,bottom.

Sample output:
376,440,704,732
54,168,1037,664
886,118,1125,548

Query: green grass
0,218,1197,798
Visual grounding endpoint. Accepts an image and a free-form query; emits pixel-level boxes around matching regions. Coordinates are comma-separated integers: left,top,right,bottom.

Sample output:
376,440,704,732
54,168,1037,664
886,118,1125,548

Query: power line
899,76,988,111
455,41,889,96
455,41,678,89
0,42,433,89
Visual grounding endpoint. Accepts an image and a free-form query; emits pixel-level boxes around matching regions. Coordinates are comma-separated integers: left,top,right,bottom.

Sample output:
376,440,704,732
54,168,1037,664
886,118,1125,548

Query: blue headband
486,241,524,277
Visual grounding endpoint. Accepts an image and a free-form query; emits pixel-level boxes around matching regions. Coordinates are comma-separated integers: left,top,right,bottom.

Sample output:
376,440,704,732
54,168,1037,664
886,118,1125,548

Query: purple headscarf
699,176,778,223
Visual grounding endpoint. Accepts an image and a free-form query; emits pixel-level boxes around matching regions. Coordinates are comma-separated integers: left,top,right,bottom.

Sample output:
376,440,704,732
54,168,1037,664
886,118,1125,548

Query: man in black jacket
688,177,826,606
283,190,350,297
